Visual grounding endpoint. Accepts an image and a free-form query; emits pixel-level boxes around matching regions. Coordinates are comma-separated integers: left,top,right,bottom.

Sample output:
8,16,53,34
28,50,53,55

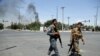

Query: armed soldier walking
47,19,63,56
68,22,85,56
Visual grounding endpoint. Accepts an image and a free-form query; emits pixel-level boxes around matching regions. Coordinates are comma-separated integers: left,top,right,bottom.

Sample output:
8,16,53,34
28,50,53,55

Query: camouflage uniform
71,27,83,54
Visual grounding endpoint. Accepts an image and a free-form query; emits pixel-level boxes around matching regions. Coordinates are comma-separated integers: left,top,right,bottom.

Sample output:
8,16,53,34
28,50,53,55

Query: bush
10,23,24,30
95,26,100,31
26,22,41,30
44,20,68,30
0,23,4,30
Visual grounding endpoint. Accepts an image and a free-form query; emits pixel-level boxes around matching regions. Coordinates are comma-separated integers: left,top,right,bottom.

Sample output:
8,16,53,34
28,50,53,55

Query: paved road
0,30,100,56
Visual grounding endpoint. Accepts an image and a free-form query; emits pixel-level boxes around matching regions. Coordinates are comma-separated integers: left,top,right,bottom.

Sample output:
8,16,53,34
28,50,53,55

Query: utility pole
18,14,21,24
2,19,8,29
56,6,58,20
67,17,70,26
18,8,21,24
18,7,22,24
94,3,100,31
95,6,99,27
18,8,22,30
61,7,65,31
17,6,23,24
67,17,70,30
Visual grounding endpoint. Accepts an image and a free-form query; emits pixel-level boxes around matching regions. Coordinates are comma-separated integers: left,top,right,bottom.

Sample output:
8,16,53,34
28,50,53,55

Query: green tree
10,23,18,29
17,23,24,29
26,21,41,30
44,20,68,30
44,20,52,27
0,23,4,30
95,26,100,31
83,25,94,31
10,23,24,30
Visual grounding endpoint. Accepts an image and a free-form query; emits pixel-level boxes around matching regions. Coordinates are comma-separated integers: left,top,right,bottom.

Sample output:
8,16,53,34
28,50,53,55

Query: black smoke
27,3,39,22
0,0,24,19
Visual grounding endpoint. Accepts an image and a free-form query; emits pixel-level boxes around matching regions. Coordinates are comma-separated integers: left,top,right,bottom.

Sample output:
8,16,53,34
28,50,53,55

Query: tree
17,23,24,29
26,21,41,30
0,23,4,30
9,23,24,30
95,26,100,31
44,20,68,30
44,20,52,27
10,23,18,29
83,25,94,31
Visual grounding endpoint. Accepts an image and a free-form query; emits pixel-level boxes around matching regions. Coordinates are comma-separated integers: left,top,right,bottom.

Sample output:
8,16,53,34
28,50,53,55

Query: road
0,30,100,56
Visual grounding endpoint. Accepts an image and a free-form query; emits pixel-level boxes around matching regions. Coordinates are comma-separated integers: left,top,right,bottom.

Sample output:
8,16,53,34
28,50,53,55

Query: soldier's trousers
49,38,59,56
74,41,80,54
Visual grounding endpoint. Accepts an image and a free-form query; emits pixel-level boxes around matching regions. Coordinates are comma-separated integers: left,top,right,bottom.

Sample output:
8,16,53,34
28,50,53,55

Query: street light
56,6,58,20
17,7,23,24
95,6,99,27
2,19,8,29
94,2,100,31
61,7,65,31
67,17,70,26
67,17,70,30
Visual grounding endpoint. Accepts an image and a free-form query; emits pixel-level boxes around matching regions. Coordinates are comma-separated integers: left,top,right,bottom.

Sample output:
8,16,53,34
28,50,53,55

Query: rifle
58,35,63,48
54,28,63,48
68,34,76,53
68,39,74,53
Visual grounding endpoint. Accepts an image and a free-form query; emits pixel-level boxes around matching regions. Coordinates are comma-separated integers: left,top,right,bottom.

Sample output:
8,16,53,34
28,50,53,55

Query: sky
0,0,100,26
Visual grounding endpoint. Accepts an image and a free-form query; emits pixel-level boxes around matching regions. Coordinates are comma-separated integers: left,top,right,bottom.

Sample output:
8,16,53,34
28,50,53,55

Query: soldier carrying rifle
68,22,85,56
47,19,63,56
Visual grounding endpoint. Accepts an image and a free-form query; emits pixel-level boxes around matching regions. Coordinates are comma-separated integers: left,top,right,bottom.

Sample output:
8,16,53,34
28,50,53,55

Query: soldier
68,22,85,56
47,19,62,56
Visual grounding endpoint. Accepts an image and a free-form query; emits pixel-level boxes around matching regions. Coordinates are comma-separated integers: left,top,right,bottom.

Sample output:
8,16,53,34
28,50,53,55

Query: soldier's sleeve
47,25,54,36
81,32,84,42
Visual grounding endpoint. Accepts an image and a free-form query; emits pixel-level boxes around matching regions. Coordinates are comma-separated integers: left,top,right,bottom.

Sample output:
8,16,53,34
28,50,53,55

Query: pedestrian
47,19,62,56
68,22,85,56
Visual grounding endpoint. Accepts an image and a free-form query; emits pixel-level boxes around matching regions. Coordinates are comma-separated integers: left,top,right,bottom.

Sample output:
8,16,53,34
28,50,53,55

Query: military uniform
71,27,83,54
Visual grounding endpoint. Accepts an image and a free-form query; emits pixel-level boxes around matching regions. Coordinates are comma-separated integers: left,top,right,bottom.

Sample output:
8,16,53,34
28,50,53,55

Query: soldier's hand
53,32,59,35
